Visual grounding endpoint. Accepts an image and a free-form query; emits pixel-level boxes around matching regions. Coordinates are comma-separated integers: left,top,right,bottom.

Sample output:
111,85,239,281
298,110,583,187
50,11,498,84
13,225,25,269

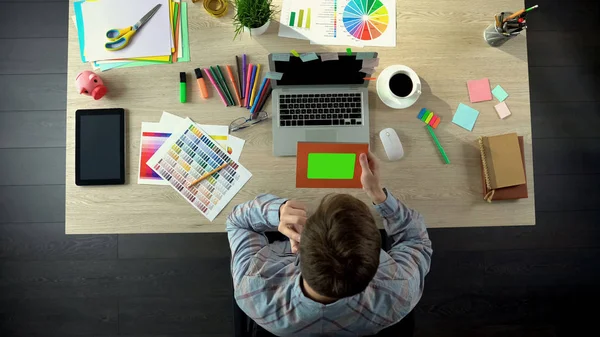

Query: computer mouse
379,128,404,161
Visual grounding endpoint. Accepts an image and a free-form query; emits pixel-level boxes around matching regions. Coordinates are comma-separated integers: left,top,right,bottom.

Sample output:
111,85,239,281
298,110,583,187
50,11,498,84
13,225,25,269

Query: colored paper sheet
356,52,376,60
467,78,493,103
272,53,291,62
138,122,173,185
178,2,190,62
73,2,87,62
265,72,284,80
492,85,509,102
494,101,512,119
300,52,319,62
81,0,172,62
296,142,368,188
452,103,480,131
146,118,252,221
320,53,339,61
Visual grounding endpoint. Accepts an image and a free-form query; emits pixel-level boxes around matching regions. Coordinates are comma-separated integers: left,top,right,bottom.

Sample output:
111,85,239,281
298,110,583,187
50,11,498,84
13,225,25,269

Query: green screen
307,153,356,179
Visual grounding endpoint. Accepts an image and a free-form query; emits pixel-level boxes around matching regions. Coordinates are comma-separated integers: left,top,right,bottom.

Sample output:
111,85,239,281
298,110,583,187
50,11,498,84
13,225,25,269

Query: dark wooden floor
1,0,599,336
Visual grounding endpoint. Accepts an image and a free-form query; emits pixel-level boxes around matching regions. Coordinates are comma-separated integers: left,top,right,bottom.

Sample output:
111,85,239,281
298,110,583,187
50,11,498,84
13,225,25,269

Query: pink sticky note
467,78,493,103
494,101,512,119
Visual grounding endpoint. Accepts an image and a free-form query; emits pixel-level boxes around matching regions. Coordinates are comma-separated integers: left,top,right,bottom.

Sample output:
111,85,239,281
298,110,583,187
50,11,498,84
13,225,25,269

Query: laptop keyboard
278,93,363,127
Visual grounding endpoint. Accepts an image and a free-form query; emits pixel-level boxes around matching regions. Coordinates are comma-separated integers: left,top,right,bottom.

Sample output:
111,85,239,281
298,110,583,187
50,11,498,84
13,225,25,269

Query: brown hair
300,194,381,299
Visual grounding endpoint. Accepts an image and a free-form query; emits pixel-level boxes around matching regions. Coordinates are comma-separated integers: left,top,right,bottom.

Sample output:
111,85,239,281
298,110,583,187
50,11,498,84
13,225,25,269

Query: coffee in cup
389,73,413,97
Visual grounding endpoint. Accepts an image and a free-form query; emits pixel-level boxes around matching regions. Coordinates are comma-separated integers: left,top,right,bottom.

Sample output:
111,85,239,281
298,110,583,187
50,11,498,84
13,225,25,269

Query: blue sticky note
356,52,376,60
265,71,284,80
272,53,291,62
492,85,509,102
300,52,319,62
417,108,427,119
452,103,480,131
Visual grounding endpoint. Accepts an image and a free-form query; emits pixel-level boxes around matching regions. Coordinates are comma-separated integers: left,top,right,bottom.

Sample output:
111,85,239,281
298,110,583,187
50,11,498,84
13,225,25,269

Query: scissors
105,4,162,51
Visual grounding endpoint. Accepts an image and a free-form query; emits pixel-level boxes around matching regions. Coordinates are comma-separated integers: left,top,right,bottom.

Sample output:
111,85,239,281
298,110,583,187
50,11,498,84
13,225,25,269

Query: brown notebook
480,136,528,201
480,133,526,189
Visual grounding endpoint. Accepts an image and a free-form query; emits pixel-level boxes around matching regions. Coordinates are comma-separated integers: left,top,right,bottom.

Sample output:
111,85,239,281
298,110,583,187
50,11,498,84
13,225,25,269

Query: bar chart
289,8,312,29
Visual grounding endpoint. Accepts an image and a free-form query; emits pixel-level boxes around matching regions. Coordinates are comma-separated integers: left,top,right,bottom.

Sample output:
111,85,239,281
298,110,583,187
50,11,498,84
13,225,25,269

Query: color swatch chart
139,130,172,184
343,0,389,41
147,119,252,221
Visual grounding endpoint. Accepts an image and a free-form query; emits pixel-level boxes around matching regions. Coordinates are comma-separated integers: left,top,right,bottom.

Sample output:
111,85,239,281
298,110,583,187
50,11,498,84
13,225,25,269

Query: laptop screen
271,54,373,87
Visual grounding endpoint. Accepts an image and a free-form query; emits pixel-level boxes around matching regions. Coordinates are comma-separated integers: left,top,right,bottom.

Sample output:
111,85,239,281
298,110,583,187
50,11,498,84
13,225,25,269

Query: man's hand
278,200,307,254
359,152,387,204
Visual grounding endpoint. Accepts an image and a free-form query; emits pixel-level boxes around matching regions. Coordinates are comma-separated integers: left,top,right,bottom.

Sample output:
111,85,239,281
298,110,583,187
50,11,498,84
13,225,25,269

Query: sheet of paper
146,119,252,221
138,122,173,185
467,78,493,103
178,2,190,62
452,103,480,131
227,135,246,161
494,101,512,119
81,0,172,62
492,85,509,102
279,0,396,47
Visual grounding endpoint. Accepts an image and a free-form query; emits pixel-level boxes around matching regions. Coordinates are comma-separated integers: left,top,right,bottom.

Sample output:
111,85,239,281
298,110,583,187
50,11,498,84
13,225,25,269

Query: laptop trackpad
305,130,337,142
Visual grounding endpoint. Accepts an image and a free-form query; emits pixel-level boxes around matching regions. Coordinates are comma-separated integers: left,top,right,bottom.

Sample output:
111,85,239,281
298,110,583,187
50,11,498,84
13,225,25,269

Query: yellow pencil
188,163,228,187
249,64,261,106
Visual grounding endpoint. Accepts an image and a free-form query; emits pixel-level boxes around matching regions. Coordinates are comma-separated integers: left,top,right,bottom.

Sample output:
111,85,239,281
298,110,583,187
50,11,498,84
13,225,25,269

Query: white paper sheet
81,0,172,62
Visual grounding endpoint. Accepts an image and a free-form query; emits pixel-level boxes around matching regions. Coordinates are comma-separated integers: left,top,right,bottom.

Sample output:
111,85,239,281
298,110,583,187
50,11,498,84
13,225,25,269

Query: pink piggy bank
75,71,107,100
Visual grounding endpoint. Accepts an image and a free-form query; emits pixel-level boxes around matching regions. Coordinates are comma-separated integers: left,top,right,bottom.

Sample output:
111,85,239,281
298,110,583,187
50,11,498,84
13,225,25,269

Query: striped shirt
226,190,432,336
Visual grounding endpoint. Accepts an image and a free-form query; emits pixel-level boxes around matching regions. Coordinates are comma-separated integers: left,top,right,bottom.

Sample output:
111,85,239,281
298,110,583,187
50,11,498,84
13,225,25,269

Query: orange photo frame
296,142,369,188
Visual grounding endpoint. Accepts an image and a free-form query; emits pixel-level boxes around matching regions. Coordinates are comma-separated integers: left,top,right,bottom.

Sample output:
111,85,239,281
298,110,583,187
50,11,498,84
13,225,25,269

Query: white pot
376,65,422,109
243,19,270,36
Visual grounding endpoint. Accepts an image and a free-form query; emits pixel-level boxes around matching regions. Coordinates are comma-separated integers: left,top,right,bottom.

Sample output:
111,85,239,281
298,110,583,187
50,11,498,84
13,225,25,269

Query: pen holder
484,12,518,47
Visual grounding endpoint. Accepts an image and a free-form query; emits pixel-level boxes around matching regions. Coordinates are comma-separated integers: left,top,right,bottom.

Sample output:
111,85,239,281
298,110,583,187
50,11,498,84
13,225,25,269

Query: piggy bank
75,71,107,100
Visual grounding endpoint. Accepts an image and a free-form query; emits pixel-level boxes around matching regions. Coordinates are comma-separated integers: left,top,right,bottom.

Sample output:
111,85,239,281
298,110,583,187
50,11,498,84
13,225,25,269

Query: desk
66,0,535,234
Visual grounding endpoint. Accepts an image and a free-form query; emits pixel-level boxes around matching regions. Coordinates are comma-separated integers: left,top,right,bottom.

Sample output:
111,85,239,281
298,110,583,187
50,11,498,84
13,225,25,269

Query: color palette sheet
342,0,389,41
147,118,252,221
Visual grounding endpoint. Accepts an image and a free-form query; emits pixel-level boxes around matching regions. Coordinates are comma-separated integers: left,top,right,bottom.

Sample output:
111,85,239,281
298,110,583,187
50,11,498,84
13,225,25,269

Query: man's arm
226,194,286,287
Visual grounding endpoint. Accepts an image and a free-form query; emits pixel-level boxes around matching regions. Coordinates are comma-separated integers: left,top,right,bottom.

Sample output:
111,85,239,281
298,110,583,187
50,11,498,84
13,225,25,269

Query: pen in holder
484,12,522,47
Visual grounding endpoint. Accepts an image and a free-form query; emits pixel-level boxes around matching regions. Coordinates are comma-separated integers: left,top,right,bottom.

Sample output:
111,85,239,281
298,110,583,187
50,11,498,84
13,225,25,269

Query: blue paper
300,52,319,62
74,1,87,63
492,85,509,102
452,103,480,131
272,53,291,62
356,52,376,60
265,72,284,80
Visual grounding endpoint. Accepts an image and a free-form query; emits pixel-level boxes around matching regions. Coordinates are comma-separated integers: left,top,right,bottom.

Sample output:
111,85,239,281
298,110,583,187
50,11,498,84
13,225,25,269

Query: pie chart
342,0,389,41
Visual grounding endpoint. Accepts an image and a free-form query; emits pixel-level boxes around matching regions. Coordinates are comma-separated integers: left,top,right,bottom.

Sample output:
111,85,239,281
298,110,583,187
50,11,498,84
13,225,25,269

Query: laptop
268,52,376,156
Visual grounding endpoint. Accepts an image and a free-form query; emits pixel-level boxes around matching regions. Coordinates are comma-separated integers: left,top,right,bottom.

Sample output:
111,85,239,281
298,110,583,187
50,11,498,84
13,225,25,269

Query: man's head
300,194,381,300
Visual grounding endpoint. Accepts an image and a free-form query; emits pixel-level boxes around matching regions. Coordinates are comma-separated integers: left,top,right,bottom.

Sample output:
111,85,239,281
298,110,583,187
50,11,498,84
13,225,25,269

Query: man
227,153,433,336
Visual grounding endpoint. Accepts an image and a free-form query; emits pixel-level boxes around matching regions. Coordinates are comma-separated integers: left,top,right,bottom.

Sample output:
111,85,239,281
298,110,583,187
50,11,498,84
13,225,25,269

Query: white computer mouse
379,128,404,161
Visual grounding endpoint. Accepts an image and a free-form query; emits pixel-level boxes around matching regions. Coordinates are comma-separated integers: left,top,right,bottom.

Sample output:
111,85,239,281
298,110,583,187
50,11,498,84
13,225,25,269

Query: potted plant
233,0,275,38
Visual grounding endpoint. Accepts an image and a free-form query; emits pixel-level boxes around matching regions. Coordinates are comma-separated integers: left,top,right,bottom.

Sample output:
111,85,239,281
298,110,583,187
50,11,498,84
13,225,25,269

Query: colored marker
194,68,209,99
241,54,247,99
249,64,261,109
209,67,232,106
204,68,228,106
426,125,450,164
257,85,273,114
215,65,235,106
251,77,269,114
227,65,242,106
245,64,255,107
179,72,187,103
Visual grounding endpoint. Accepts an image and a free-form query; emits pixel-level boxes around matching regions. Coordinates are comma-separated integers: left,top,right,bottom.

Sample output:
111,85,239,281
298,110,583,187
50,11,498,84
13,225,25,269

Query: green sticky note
307,153,356,179
346,48,352,56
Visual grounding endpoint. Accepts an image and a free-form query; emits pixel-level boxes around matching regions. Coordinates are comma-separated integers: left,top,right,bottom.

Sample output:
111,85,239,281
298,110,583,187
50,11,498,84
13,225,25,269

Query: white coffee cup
377,65,422,109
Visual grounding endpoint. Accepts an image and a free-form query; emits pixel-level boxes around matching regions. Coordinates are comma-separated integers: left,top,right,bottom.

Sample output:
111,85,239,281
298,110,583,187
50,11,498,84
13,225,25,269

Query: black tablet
75,108,125,186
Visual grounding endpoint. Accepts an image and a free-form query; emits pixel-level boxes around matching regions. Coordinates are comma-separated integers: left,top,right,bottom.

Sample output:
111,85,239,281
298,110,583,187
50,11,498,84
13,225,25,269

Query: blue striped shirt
226,191,432,336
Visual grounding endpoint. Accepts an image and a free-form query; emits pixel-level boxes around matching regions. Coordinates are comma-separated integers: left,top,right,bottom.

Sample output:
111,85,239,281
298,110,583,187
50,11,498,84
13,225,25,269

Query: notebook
481,136,528,201
478,133,526,202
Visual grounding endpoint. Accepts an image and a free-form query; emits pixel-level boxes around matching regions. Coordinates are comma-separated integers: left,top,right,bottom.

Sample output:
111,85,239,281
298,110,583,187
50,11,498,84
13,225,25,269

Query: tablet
296,142,369,188
75,108,125,186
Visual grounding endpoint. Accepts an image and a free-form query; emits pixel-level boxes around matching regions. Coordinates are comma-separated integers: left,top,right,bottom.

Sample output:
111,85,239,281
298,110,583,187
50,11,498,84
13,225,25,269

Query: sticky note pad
362,58,380,68
492,85,509,102
429,115,438,126
467,78,492,103
452,103,480,131
432,117,441,128
300,52,319,62
272,53,291,62
356,52,376,60
494,101,512,119
346,48,352,55
421,111,431,122
417,108,427,119
290,49,300,57
307,153,356,179
265,71,284,80
321,53,339,62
